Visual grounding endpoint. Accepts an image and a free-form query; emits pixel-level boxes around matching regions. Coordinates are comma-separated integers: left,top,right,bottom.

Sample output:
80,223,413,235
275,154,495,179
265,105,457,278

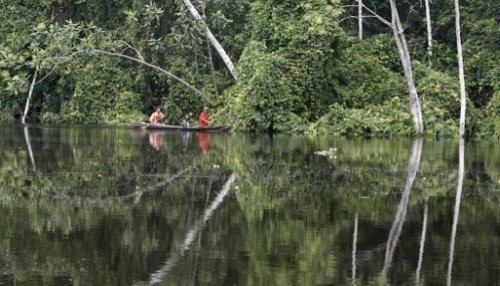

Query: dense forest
0,0,498,138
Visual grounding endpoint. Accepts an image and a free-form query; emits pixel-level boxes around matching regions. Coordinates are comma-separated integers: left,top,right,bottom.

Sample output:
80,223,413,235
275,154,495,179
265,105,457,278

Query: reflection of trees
1,129,500,285
381,139,422,283
212,135,500,285
147,173,235,285
0,127,232,285
416,202,428,283
23,126,36,172
447,139,464,286
352,213,358,284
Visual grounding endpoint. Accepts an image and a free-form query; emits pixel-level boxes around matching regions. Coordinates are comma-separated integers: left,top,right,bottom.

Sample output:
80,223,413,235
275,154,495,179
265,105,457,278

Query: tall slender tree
358,0,363,39
22,70,37,125
454,0,467,137
357,0,424,134
425,0,432,65
389,0,424,134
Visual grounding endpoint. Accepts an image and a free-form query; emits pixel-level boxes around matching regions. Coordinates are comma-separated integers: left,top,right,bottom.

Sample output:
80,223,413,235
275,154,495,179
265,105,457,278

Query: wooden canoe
131,122,231,132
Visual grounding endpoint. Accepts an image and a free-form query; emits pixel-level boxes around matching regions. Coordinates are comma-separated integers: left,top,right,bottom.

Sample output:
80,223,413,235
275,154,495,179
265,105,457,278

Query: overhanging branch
91,49,213,104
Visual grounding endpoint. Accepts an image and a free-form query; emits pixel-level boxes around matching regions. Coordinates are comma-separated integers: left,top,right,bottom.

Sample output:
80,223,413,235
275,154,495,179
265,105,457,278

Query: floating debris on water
314,148,337,159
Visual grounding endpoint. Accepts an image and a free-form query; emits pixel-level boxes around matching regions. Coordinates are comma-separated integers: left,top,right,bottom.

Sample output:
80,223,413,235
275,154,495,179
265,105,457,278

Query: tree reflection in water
447,138,465,286
23,126,36,172
0,128,499,285
381,139,423,283
148,173,236,285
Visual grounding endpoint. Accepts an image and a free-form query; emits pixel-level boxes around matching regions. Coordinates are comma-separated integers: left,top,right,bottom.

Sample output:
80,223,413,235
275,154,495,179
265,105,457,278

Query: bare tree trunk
355,0,423,133
425,0,432,65
454,0,467,137
202,6,219,96
447,139,465,285
181,0,237,80
358,0,363,40
389,0,424,134
22,70,38,125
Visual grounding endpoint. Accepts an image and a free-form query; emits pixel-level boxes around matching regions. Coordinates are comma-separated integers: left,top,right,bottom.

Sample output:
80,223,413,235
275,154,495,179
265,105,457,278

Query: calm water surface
0,126,499,285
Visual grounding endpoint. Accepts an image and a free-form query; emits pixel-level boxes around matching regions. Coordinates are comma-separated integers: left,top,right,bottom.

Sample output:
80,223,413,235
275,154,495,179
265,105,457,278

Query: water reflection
149,131,165,150
198,133,209,155
416,201,428,283
0,127,499,285
381,139,423,283
352,213,358,285
148,173,235,285
23,126,36,172
180,131,191,150
447,138,465,285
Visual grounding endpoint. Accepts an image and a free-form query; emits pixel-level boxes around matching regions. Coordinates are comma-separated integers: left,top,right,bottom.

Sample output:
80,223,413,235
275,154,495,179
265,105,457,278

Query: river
0,125,499,285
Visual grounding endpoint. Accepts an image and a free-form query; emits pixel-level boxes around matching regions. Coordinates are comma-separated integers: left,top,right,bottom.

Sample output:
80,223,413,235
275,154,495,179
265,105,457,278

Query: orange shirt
198,111,210,127
150,111,164,124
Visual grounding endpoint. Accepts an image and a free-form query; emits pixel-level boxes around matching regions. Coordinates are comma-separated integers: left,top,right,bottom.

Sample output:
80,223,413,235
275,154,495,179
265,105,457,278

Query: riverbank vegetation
0,0,498,138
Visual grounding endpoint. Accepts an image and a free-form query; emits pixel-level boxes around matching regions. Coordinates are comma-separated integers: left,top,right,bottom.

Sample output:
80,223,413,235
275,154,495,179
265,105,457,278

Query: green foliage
478,91,500,140
0,0,498,139
222,0,343,132
335,35,406,108
59,57,139,124
414,63,461,138
103,91,145,124
310,98,414,138
223,41,307,132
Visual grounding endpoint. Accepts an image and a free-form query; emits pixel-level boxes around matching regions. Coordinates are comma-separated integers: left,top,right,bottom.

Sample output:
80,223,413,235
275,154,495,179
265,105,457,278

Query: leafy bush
335,35,407,108
414,63,461,138
40,112,62,124
479,91,500,140
223,41,307,132
309,98,414,138
103,91,145,125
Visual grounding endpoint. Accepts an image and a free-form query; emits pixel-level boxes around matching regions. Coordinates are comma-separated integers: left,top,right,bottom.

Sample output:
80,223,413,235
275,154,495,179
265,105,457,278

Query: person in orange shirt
149,107,165,124
198,106,210,127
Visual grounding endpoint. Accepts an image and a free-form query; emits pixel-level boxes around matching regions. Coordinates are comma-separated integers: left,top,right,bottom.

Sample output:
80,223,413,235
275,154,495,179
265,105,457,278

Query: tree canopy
0,0,498,139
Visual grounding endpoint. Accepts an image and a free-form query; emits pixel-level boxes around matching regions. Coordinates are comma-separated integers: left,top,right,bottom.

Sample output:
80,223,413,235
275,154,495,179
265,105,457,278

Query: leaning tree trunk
454,0,467,137
181,0,237,80
22,70,38,125
425,0,432,65
389,0,424,134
